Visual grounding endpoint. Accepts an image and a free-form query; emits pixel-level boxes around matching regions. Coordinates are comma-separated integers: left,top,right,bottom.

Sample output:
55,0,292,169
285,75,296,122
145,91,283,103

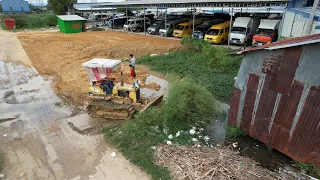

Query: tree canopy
48,0,77,15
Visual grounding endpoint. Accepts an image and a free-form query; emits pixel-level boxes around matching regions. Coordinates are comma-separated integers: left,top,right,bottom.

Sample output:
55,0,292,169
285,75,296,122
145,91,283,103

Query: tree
29,4,43,13
0,4,2,13
48,0,77,15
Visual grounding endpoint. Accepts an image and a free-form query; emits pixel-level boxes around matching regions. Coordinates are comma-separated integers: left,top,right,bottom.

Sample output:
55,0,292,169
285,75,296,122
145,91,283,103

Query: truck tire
220,39,225,45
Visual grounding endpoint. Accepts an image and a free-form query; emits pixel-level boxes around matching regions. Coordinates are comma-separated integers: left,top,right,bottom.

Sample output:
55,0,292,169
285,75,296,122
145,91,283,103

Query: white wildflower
168,134,173,140
192,138,198,142
166,140,172,145
175,131,181,137
189,129,196,135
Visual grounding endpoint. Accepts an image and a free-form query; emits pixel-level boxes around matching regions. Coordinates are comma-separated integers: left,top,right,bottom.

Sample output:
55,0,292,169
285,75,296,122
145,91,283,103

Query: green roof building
57,15,87,34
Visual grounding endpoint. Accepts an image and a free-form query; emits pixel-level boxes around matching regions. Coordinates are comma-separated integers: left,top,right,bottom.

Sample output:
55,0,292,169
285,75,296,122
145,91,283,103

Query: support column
193,7,195,36
126,6,128,33
165,8,167,38
144,7,146,35
228,6,233,48
112,8,114,29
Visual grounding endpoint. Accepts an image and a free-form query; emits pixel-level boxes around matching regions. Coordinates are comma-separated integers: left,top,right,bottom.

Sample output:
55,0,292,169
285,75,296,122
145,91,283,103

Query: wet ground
0,28,150,180
0,60,149,180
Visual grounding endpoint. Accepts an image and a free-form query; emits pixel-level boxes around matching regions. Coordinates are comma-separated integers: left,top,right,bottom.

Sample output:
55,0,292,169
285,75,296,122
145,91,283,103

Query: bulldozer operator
100,78,115,94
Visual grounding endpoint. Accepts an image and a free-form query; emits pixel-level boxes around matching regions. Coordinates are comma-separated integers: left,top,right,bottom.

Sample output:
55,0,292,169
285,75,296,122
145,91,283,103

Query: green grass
226,125,246,139
0,13,57,29
103,80,220,180
104,108,171,180
295,162,320,178
138,35,242,102
296,162,316,172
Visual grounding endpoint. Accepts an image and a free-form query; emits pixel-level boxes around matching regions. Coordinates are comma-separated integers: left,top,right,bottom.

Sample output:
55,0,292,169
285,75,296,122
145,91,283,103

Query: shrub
162,79,217,133
44,13,58,27
226,126,246,139
1,13,57,29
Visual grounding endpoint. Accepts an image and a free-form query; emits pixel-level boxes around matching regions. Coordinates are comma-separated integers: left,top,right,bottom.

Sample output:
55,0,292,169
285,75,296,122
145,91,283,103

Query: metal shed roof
57,15,86,21
235,33,320,54
93,0,289,8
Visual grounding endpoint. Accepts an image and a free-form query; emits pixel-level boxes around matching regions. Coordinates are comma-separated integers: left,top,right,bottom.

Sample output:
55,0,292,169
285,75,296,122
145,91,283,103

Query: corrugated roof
235,33,320,54
93,0,289,7
57,15,86,21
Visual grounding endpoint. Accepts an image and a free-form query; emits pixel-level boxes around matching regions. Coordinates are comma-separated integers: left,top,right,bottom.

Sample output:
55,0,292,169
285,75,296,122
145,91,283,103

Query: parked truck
230,17,261,45
253,19,280,46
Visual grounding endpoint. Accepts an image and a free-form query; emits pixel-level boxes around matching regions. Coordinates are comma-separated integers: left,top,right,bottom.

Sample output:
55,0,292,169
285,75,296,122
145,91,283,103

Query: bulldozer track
88,99,135,110
87,99,136,120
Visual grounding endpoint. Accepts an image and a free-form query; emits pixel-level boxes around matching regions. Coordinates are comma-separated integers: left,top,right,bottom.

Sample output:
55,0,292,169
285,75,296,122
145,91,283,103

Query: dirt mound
17,31,179,105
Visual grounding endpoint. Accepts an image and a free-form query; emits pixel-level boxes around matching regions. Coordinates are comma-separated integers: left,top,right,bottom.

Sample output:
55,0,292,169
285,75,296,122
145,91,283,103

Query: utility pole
304,0,320,35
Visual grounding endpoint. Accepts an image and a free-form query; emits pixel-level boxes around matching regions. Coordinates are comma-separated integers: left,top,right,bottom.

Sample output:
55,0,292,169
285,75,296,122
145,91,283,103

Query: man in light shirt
129,54,136,67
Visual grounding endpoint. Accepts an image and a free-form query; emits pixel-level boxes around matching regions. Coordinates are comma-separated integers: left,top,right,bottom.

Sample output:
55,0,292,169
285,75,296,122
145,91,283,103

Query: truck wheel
220,39,225,45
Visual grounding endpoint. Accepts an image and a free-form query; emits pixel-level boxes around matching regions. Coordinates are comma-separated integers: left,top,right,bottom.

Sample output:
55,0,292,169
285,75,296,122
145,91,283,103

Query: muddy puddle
0,60,149,180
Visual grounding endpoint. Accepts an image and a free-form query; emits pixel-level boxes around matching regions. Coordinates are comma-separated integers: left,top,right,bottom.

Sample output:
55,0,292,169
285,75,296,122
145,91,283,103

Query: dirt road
0,30,149,180
17,31,180,105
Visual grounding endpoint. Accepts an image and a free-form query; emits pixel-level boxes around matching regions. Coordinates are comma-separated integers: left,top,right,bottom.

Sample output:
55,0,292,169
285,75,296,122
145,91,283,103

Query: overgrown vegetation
139,35,242,102
0,13,57,29
226,126,246,139
295,162,320,178
162,79,217,133
104,80,220,180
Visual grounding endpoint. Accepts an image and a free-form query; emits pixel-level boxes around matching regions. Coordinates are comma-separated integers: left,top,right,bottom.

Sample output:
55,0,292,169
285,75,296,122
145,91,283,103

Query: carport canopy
92,0,289,8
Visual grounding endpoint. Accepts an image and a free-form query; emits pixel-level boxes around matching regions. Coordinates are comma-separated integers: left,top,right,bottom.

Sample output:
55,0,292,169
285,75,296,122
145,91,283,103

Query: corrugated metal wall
0,0,30,13
281,11,296,37
229,44,320,167
281,10,320,37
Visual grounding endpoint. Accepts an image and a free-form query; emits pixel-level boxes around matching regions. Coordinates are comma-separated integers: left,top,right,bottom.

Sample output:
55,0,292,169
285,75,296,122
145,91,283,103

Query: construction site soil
17,31,180,105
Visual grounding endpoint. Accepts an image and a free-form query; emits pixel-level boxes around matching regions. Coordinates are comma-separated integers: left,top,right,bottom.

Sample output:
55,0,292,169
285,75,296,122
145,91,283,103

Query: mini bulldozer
82,58,141,120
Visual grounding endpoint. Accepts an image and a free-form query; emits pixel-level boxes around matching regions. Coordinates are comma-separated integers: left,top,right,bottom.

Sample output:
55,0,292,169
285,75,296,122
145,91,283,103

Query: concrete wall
0,0,30,13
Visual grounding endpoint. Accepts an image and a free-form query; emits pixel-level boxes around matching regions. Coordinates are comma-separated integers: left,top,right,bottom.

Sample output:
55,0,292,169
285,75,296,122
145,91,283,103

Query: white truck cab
230,17,260,45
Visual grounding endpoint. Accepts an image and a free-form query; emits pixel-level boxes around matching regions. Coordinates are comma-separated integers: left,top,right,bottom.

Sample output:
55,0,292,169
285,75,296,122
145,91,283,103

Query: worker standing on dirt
129,64,136,79
129,54,136,67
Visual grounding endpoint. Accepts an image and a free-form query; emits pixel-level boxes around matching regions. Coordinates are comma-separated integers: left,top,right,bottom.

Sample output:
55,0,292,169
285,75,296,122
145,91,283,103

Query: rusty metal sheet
288,86,320,165
241,74,259,134
267,81,304,153
228,88,241,126
249,73,278,144
269,46,303,95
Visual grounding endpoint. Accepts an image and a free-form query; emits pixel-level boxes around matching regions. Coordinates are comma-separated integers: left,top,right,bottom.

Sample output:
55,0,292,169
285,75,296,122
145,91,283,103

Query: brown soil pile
155,145,303,180
17,31,179,105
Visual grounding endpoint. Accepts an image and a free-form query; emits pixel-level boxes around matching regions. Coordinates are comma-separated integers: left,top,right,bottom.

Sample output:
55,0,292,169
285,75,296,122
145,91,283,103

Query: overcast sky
26,0,124,4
